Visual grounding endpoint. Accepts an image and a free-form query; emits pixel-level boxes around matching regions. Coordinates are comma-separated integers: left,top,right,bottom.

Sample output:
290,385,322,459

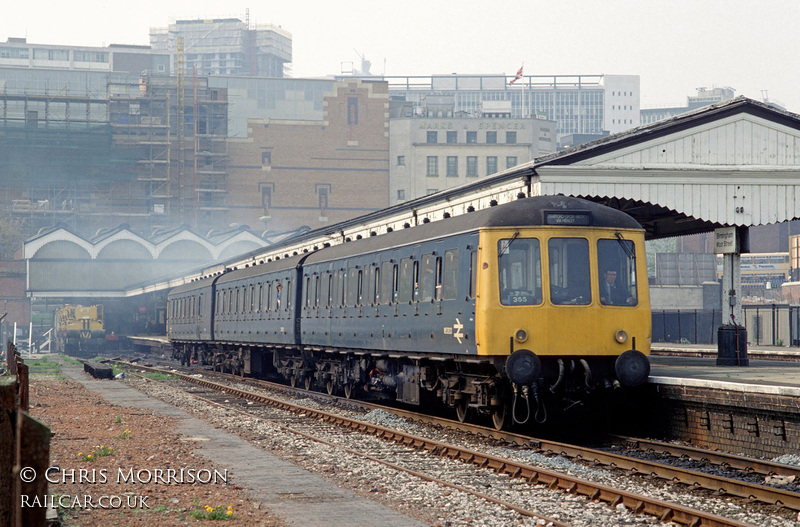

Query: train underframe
171,341,634,429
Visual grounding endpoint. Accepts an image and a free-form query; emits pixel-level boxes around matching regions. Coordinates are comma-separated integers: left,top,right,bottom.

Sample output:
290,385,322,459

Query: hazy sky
4,1,799,112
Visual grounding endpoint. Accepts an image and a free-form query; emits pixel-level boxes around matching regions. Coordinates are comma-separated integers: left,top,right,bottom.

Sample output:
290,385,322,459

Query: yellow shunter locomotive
54,304,106,355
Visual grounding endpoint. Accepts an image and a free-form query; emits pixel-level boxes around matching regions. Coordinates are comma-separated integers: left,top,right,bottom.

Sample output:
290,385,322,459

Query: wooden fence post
14,412,50,527
0,377,17,527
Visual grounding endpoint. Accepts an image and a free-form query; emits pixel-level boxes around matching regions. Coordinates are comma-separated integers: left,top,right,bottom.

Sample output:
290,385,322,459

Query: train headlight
615,330,628,344
515,329,528,343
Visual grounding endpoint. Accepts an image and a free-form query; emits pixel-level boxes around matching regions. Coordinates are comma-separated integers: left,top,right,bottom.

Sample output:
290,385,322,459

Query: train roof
169,196,641,292
216,252,307,285
304,195,641,265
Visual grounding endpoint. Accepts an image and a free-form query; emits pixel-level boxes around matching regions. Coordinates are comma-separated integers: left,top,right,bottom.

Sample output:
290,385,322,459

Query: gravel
125,373,800,526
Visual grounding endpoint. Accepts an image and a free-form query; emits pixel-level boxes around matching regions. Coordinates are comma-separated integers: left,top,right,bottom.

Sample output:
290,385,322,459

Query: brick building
0,260,30,346
227,79,390,234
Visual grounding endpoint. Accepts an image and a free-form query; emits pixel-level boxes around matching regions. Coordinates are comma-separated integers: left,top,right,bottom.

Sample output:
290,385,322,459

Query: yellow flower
78,452,82,456
87,455,92,459
227,510,233,516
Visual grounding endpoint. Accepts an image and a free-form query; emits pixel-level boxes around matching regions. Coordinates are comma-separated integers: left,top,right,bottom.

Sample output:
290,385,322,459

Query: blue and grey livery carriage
168,195,651,429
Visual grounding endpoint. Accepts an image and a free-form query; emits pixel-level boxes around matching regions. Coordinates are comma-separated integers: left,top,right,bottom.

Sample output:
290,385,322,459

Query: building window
397,189,406,201
506,131,517,144
486,131,497,144
397,155,405,166
426,189,439,195
486,156,498,175
347,97,358,125
317,185,330,211
506,156,518,168
446,131,457,144
466,131,477,144
426,131,438,144
467,156,478,177
446,156,458,177
426,156,438,177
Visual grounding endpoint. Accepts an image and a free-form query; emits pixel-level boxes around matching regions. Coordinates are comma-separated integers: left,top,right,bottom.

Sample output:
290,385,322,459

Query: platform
629,343,800,458
649,354,800,394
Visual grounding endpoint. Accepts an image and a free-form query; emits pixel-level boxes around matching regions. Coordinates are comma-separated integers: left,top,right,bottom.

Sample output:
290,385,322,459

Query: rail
120,361,763,526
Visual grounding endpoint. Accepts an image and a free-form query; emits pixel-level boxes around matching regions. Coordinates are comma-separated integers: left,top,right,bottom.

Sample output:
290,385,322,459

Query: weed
139,371,174,381
96,445,114,457
77,451,96,462
190,504,234,520
27,357,63,375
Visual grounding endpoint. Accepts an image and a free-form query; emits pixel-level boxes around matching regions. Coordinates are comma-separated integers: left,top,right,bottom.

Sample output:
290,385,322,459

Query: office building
150,17,291,77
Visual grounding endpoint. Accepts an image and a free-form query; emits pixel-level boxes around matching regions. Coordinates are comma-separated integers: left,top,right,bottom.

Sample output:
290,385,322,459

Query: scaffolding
1,70,229,238
108,73,229,230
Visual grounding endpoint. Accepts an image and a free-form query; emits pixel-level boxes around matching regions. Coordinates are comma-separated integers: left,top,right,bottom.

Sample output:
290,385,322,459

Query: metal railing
652,304,800,346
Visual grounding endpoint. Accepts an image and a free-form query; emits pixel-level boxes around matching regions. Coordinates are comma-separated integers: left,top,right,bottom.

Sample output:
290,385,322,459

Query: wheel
343,383,353,399
304,376,312,391
491,403,508,430
455,397,469,423
289,375,297,388
326,380,334,396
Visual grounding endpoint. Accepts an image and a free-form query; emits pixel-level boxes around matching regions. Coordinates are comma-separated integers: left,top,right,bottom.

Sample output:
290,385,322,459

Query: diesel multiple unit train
168,196,651,429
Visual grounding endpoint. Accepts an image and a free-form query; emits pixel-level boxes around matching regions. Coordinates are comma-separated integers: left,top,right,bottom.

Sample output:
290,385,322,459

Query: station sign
714,226,737,254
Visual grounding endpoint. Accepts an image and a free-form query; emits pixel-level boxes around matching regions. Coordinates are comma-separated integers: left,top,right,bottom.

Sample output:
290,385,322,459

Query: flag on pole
510,65,523,85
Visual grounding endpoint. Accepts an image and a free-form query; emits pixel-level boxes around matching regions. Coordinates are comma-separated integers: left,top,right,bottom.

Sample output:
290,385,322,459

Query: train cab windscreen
548,238,591,305
597,238,638,306
498,237,542,305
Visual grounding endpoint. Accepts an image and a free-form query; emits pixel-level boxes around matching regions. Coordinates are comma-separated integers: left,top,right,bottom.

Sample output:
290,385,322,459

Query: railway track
145,360,800,506
117,360,791,526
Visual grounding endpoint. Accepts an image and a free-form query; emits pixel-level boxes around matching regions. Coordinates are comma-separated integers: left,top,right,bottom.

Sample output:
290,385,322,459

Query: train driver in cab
599,269,634,305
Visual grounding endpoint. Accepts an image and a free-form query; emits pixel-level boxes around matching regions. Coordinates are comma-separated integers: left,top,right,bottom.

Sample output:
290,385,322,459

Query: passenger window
597,238,638,306
250,285,255,312
305,276,312,307
548,238,591,305
357,269,363,305
380,262,393,304
498,237,542,305
271,282,280,311
469,251,477,299
312,275,319,307
243,287,248,313
284,279,292,310
442,250,459,300
373,267,381,304
398,258,414,303
419,254,437,302
320,272,330,307
346,268,359,306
